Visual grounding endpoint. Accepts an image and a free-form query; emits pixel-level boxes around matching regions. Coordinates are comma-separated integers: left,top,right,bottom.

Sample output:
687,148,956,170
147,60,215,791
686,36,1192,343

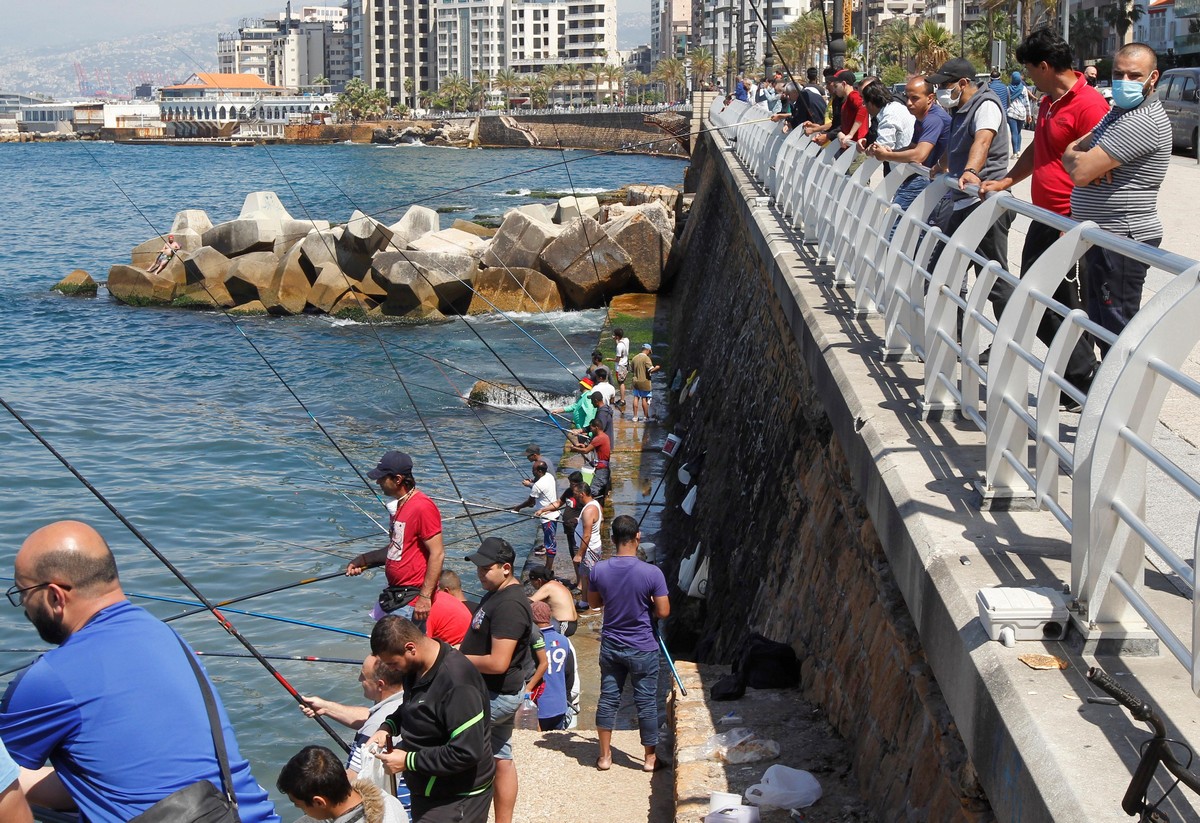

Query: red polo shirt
839,90,870,141
1032,72,1110,215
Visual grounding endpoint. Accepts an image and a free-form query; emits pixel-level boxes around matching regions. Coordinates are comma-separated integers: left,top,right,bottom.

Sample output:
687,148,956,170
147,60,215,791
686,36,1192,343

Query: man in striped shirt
1063,42,1171,348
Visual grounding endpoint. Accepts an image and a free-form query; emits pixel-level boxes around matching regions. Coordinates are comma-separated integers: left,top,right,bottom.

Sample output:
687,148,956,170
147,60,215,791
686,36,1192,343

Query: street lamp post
830,0,847,69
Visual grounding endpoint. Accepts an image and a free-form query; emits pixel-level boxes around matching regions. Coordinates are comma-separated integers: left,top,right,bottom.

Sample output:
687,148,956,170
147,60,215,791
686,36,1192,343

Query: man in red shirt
806,69,869,146
570,418,611,503
978,28,1110,400
346,450,445,624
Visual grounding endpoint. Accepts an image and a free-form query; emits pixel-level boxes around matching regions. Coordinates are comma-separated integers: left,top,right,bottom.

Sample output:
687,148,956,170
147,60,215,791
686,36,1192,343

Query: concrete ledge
702,127,1200,822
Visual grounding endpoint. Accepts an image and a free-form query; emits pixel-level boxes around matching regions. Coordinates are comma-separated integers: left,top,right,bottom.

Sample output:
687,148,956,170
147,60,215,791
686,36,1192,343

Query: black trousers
411,787,494,823
927,196,1014,333
989,219,1097,390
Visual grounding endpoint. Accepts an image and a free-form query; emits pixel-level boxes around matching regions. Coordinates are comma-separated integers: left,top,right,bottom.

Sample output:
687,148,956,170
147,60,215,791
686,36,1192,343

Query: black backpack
710,633,801,700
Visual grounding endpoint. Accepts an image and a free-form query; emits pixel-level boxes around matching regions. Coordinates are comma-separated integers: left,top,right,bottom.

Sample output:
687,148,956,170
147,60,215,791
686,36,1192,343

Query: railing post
878,180,943,361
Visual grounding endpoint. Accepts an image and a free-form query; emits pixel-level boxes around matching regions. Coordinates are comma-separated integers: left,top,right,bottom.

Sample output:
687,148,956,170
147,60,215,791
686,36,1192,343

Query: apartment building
217,5,351,91
348,0,432,107
435,0,508,81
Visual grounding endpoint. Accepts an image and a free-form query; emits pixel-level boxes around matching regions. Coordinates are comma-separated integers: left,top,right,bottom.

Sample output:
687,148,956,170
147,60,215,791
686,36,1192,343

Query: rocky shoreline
56,183,684,320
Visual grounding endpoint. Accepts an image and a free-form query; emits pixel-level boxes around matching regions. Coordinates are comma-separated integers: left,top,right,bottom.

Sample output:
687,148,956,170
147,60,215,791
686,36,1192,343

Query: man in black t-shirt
461,537,540,823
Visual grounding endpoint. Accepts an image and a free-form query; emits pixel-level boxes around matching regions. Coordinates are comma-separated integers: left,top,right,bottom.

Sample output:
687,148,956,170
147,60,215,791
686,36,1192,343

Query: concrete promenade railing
709,97,1200,694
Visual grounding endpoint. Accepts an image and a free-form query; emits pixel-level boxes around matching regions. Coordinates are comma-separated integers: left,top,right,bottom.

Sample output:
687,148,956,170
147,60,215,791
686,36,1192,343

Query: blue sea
0,141,686,807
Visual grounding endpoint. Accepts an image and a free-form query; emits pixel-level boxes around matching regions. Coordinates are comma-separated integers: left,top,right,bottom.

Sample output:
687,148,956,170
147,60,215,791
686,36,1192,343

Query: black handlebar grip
1087,667,1149,716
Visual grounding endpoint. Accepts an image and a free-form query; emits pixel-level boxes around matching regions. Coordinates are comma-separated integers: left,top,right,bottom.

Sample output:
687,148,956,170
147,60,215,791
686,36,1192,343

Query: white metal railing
708,97,1200,693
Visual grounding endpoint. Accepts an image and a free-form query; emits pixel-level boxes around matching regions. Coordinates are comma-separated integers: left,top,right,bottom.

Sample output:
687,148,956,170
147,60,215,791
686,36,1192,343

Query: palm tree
689,47,715,90
572,65,593,105
654,57,686,103
908,20,955,73
439,73,469,112
599,64,624,103
1104,0,1145,45
494,68,521,108
844,36,863,71
530,79,550,108
872,18,913,72
1070,10,1105,65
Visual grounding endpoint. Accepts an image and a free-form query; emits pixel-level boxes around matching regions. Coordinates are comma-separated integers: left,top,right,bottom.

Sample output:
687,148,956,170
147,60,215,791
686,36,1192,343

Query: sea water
0,141,686,806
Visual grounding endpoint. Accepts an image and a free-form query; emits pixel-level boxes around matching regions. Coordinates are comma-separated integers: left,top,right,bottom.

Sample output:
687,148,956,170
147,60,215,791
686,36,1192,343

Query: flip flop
596,755,612,771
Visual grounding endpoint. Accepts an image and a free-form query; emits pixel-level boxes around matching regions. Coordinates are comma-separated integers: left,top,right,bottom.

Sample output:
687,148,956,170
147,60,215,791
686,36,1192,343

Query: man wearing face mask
926,56,1012,314
1063,42,1171,346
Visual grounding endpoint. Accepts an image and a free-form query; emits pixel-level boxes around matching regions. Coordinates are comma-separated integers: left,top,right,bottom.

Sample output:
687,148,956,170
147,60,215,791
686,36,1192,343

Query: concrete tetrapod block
180,246,235,307
307,263,352,313
130,230,202,269
202,219,276,257
605,214,671,293
451,219,497,239
369,252,440,318
238,191,294,223
329,291,379,318
299,228,342,279
538,215,632,308
263,243,311,315
273,219,331,257
576,195,600,219
626,183,680,210
396,250,479,314
170,209,213,236
341,209,395,256
467,267,564,315
512,203,552,224
388,205,440,248
604,200,675,235
481,210,563,271
223,251,280,306
52,270,97,296
408,228,488,258
106,264,178,305
555,196,581,224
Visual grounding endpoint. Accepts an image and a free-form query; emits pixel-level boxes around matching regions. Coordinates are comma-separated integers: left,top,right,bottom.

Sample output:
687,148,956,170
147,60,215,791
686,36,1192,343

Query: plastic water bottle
515,693,539,731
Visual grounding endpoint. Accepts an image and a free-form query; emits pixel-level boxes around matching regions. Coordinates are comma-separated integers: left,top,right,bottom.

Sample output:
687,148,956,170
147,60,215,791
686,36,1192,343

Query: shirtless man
146,234,180,274
526,565,578,636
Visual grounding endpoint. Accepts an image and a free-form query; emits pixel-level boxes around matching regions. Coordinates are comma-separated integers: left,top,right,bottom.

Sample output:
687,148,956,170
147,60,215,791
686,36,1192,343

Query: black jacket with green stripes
383,641,495,800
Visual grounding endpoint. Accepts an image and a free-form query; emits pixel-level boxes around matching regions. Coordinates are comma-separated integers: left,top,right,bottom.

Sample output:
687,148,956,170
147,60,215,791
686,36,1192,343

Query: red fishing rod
0,394,351,754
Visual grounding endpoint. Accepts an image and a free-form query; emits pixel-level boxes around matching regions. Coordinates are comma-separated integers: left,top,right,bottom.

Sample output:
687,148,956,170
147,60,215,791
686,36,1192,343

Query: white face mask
935,88,954,109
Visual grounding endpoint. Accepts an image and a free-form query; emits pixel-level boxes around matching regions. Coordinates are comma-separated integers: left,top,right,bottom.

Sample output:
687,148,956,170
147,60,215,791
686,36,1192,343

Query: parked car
1159,67,1200,157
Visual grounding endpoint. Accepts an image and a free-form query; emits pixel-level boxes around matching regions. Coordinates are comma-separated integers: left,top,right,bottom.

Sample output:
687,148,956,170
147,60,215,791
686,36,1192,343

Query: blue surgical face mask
1111,78,1148,109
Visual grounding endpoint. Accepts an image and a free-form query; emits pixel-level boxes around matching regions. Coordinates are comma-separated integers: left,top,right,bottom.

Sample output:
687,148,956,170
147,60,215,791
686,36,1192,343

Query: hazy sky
0,0,649,51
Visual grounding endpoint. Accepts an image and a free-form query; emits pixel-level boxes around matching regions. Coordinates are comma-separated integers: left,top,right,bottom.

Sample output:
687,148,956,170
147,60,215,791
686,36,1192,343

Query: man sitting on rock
146,234,180,274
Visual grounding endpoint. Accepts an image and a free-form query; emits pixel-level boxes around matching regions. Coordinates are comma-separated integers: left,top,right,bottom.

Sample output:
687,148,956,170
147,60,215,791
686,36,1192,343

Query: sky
0,0,650,51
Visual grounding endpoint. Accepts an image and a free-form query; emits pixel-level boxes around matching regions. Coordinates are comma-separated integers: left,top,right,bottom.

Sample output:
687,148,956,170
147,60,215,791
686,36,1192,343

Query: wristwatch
961,168,980,177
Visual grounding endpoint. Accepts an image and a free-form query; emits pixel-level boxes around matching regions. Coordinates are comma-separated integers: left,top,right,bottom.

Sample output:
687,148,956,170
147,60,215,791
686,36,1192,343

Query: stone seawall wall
660,135,992,821
475,112,687,156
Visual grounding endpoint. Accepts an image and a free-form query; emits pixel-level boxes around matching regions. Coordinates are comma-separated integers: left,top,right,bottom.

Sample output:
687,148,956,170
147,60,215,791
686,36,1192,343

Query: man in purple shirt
587,515,670,773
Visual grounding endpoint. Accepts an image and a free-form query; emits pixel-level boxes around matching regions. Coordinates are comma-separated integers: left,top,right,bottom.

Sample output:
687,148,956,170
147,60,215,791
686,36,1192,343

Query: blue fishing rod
0,395,350,753
128,591,369,639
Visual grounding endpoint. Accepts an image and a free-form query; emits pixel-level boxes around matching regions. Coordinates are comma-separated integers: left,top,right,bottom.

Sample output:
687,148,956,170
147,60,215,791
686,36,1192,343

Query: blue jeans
1083,238,1160,354
1007,117,1024,153
595,640,660,747
888,173,931,241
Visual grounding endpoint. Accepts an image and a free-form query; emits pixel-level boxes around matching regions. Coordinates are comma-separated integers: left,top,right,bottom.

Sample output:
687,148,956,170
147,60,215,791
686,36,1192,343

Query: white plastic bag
744,764,822,810
698,728,780,764
356,743,392,794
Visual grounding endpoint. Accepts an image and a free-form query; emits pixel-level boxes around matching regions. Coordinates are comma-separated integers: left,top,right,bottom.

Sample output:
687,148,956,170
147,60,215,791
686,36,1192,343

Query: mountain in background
0,23,230,99
1,9,654,99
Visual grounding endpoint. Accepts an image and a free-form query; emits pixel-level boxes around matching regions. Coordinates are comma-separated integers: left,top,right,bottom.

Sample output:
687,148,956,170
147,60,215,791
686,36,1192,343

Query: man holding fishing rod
347,451,445,626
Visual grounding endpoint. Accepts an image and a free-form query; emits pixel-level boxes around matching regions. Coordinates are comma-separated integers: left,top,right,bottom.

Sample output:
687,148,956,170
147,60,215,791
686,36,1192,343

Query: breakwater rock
97,184,681,320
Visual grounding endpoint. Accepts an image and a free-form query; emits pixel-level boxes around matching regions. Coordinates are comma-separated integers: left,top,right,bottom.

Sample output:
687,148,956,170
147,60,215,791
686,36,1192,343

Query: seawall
476,111,688,157
658,106,1200,821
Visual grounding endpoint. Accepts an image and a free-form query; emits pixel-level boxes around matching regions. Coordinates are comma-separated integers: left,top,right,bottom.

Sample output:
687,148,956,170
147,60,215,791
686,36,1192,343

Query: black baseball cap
367,450,413,480
465,536,516,567
928,57,977,85
528,564,552,582
833,69,857,84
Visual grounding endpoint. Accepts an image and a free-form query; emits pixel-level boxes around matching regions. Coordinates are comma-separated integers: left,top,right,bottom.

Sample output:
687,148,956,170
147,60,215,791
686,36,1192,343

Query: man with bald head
0,520,279,823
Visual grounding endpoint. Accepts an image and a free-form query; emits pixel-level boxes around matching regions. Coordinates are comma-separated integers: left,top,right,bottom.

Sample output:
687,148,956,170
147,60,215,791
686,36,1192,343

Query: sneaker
575,600,590,611
632,416,641,422
1061,395,1083,413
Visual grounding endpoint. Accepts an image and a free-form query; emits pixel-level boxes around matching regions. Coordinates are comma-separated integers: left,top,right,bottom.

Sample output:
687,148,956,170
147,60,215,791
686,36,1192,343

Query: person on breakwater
145,234,180,274
527,564,579,636
589,515,670,773
347,451,444,626
571,418,612,503
438,570,478,616
0,520,280,823
586,350,605,382
590,390,614,444
529,601,580,731
550,379,597,445
460,537,538,823
511,460,561,567
536,470,584,576
608,328,630,409
368,616,494,823
520,443,556,489
279,745,407,823
299,655,410,811
572,481,603,611
629,343,660,423
591,367,617,406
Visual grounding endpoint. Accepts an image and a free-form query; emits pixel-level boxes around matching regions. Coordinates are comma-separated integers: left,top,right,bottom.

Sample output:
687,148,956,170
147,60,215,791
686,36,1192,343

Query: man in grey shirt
300,654,405,779
1063,42,1171,348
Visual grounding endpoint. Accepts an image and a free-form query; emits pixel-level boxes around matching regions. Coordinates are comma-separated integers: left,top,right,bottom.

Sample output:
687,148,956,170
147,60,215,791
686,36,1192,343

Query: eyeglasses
5,581,71,607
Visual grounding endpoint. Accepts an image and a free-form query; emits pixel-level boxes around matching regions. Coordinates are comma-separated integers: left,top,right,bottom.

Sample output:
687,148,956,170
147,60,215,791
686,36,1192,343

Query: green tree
654,57,686,103
334,78,389,122
908,20,955,73
439,73,469,112
494,68,522,107
1070,10,1105,64
872,18,913,72
1104,0,1145,45
599,64,624,103
689,47,715,90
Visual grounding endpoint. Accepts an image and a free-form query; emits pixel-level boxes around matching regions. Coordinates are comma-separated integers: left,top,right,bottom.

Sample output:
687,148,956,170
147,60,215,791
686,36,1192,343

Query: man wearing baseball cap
461,537,540,823
346,451,445,625
803,69,868,148
925,55,1012,322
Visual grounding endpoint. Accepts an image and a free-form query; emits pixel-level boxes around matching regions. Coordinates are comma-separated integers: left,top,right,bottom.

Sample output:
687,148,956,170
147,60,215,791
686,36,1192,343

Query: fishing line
425,356,527,482
72,138,387,517
127,591,370,638
0,395,350,752
195,651,362,665
745,0,803,93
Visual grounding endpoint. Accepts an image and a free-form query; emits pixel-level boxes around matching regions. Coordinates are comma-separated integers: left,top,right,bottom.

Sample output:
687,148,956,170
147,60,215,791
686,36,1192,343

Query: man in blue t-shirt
0,520,279,823
866,75,953,233
587,515,669,773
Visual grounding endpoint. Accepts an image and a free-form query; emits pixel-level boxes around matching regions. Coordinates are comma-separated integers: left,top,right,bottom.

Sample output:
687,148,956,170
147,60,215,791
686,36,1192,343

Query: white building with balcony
218,6,350,91
348,0,432,108
1135,0,1176,55
435,0,508,82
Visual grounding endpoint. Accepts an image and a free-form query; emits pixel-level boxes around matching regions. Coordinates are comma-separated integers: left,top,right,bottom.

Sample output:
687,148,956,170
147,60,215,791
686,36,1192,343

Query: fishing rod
196,651,362,665
0,395,351,753
223,530,366,561
128,590,370,639
428,352,529,483
441,517,530,548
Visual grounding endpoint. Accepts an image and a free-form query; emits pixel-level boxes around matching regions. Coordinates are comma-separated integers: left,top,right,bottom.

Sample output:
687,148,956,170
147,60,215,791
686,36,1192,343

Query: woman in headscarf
1006,70,1033,156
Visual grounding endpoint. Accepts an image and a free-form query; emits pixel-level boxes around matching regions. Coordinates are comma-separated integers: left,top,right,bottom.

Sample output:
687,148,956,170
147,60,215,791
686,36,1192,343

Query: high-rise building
695,0,808,77
660,0,693,61
217,5,350,91
348,0,432,107
435,0,508,82
651,0,663,54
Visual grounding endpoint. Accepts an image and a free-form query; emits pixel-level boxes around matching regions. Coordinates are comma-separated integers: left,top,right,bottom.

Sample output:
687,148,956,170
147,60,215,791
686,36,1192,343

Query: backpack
710,633,801,700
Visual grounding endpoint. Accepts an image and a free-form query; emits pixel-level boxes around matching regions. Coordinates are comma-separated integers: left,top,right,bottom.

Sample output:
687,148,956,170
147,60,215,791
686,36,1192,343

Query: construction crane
74,62,95,97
